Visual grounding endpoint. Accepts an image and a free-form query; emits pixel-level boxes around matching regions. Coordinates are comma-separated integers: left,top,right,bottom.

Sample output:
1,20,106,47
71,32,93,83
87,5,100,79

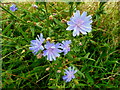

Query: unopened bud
63,65,67,68
6,21,9,24
73,55,76,58
37,53,43,59
46,37,51,41
27,21,31,23
79,42,82,46
110,77,114,81
46,67,50,71
66,59,68,62
77,77,80,79
57,70,61,73
21,50,25,54
61,19,67,23
91,14,93,16
49,15,53,20
34,22,36,26
50,78,54,81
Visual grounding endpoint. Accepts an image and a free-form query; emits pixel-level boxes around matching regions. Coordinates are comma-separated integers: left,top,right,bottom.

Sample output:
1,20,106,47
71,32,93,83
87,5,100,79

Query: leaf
3,22,14,34
18,27,30,41
80,57,95,61
54,18,64,28
85,72,94,85
49,86,58,89
84,53,90,58
76,83,88,87
35,73,39,80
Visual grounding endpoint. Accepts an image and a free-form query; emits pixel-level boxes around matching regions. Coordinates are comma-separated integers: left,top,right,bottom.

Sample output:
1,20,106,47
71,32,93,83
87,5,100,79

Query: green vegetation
1,1,120,88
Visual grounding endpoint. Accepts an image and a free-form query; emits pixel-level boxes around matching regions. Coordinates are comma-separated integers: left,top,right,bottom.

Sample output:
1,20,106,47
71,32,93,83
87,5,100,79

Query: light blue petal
83,20,92,25
55,51,60,57
43,50,48,56
66,78,72,82
31,40,36,43
62,75,68,80
72,75,75,79
86,15,92,20
80,25,92,32
80,29,87,34
73,26,80,36
74,70,78,74
51,52,56,60
65,69,70,74
68,67,72,71
29,47,34,50
66,25,75,30
67,21,74,25
73,10,80,18
80,11,87,19
47,54,52,61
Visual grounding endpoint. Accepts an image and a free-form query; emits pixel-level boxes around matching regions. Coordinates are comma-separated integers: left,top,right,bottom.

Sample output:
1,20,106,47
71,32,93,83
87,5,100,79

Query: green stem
43,2,49,21
44,3,47,14
69,2,74,16
43,2,51,36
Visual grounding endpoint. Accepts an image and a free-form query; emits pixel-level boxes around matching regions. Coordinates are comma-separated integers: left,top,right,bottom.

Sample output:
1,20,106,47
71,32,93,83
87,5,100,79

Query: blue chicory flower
43,41,62,61
60,40,71,55
10,4,18,12
29,33,45,55
62,67,77,82
66,10,92,36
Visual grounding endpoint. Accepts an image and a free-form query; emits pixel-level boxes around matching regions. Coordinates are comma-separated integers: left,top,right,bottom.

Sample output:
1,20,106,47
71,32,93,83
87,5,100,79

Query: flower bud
50,78,54,81
49,15,53,20
61,19,67,23
66,59,68,62
110,77,114,81
79,42,82,46
57,70,61,73
6,21,9,25
37,53,43,59
27,21,31,23
21,50,25,54
63,65,67,68
55,64,57,65
33,22,36,26
73,55,76,58
46,67,50,71
46,37,51,41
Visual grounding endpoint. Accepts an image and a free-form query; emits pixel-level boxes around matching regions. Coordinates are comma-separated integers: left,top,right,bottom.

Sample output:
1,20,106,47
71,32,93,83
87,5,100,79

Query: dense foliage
1,1,120,88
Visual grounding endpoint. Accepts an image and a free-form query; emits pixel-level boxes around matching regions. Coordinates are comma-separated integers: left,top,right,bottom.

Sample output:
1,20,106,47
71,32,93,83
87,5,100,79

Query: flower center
49,46,55,52
68,74,72,78
76,20,84,27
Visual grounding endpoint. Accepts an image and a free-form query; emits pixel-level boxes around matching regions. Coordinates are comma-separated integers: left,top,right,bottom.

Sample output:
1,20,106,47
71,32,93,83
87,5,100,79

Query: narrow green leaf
3,22,13,34
85,72,94,85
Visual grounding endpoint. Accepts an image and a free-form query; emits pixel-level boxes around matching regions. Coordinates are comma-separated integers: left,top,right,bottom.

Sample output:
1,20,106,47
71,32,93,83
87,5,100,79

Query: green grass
1,1,120,88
